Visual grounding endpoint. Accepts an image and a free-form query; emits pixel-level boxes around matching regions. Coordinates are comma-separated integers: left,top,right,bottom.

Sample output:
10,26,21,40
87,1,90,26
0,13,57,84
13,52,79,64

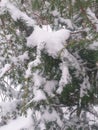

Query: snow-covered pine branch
0,0,98,130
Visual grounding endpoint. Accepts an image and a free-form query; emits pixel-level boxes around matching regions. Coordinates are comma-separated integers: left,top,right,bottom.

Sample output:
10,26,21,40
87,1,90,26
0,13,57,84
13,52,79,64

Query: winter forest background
0,0,98,130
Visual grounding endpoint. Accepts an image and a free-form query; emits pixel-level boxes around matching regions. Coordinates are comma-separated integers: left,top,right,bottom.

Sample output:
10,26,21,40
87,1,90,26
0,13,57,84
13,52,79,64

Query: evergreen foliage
0,0,98,130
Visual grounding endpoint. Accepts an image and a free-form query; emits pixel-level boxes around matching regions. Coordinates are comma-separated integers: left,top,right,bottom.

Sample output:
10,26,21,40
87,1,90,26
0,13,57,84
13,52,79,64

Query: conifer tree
0,0,98,130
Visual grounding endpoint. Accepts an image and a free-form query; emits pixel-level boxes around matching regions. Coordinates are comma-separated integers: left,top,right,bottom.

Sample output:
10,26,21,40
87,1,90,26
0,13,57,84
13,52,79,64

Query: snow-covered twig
0,64,14,79
0,0,36,26
86,105,98,118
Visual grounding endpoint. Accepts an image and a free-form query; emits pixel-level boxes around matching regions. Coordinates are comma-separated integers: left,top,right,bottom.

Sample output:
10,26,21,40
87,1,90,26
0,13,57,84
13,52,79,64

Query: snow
1,105,98,130
25,57,41,78
0,0,35,26
33,72,46,88
0,64,11,78
59,18,73,29
87,106,98,125
34,107,63,128
26,89,46,106
11,51,29,65
51,10,59,17
0,109,33,130
57,63,71,94
44,80,57,96
18,51,29,62
87,8,98,32
33,89,46,102
0,101,17,117
27,26,70,58
80,75,91,98
26,26,70,79
42,107,63,127
25,68,32,78
88,41,98,50
1,0,98,129
10,51,29,65
42,25,52,32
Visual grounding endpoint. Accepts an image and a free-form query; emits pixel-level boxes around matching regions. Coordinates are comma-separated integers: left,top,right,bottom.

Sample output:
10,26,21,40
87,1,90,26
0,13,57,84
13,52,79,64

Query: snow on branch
0,0,35,26
57,63,71,94
88,41,98,50
26,26,70,57
86,8,98,32
0,64,12,78
61,49,91,96
0,100,19,117
26,26,70,78
26,25,91,96
11,51,29,65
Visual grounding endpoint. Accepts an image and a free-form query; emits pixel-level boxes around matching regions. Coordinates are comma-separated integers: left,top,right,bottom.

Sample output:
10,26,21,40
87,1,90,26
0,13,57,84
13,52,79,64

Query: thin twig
80,6,96,30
